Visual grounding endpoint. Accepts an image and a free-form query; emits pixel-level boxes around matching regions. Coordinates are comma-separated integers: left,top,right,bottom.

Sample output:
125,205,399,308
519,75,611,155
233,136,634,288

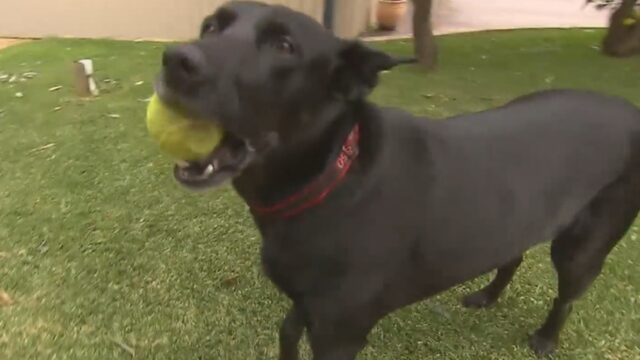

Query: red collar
250,123,360,219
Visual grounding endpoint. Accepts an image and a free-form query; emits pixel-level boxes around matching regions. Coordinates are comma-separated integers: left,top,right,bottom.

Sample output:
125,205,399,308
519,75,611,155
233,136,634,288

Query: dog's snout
162,45,206,81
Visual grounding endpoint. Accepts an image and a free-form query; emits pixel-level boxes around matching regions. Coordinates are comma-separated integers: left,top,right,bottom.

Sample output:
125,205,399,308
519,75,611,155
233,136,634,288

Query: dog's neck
233,102,368,215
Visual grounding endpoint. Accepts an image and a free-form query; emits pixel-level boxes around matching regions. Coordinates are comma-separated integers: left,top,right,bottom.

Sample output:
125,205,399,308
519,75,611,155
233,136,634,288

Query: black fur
156,2,640,359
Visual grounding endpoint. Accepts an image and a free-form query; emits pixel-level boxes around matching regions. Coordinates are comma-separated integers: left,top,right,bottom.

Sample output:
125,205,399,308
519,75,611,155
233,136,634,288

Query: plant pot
376,0,408,31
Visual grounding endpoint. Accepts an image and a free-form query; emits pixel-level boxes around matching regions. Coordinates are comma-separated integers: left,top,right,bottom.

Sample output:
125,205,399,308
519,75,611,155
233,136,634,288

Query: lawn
0,29,639,359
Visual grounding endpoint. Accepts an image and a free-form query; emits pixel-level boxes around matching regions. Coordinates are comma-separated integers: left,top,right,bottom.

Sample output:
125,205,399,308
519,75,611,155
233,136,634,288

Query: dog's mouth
154,81,256,190
172,131,256,190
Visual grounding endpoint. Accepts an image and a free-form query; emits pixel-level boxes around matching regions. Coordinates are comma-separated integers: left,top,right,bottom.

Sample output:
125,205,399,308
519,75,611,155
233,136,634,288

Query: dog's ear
332,41,397,101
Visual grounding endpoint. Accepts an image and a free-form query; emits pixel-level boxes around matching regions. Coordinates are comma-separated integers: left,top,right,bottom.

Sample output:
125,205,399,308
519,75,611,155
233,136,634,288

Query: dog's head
156,0,398,189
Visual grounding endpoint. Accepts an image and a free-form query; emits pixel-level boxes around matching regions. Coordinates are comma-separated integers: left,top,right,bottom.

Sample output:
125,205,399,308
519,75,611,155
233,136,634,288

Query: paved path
0,38,28,50
366,0,610,40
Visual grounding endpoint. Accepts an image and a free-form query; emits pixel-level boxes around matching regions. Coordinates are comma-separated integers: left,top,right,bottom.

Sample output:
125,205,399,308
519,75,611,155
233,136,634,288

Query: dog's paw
528,333,557,358
461,290,496,309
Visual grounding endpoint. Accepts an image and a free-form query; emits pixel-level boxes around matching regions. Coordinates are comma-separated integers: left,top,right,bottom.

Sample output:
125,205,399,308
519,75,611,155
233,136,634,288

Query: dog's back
346,89,640,356
334,89,638,290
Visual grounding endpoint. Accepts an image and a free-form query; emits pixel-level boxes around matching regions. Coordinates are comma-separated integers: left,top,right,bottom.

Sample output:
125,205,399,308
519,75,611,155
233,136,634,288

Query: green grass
1,29,639,359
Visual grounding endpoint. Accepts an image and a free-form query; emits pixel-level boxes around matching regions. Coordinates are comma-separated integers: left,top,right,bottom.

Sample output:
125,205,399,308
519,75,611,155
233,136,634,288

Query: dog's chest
261,246,305,299
259,229,348,300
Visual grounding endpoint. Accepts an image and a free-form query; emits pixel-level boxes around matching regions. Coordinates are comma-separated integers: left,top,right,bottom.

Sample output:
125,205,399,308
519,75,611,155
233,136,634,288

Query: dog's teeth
176,160,190,169
204,164,214,176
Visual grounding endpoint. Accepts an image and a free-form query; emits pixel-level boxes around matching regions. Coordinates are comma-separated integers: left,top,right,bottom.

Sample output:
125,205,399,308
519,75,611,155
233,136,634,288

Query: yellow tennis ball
623,17,637,26
146,94,224,162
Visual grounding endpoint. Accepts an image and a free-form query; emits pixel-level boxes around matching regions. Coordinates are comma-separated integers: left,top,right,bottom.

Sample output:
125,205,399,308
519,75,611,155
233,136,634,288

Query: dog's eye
202,23,219,35
271,36,295,55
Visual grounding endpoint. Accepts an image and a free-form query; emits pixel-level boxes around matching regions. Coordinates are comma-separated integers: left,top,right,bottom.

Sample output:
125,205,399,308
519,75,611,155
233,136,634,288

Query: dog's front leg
309,332,365,360
307,315,372,360
279,306,305,360
311,344,364,360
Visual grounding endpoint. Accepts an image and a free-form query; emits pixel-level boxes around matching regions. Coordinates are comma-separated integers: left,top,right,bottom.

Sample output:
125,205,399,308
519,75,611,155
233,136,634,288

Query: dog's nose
162,44,206,81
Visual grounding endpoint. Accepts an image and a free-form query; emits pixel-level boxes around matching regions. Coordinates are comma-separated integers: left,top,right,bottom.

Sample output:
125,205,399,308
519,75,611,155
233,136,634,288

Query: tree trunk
602,0,640,57
411,0,438,69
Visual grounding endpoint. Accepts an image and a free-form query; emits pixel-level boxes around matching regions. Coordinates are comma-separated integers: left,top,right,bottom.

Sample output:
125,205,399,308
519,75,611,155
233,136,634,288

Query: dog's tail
392,57,419,65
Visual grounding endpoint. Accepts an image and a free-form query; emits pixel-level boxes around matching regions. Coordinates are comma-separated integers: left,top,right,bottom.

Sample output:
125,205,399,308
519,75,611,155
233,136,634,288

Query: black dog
155,1,640,358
